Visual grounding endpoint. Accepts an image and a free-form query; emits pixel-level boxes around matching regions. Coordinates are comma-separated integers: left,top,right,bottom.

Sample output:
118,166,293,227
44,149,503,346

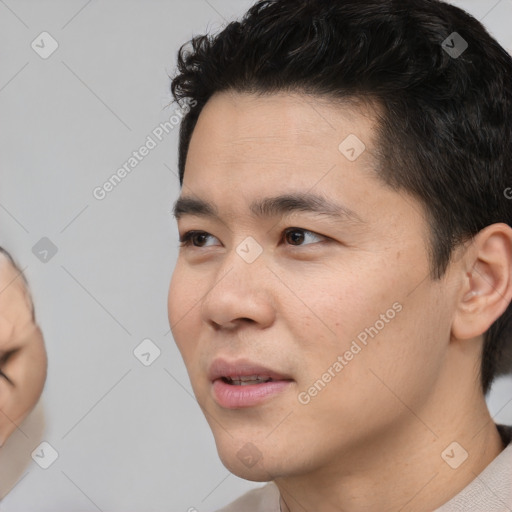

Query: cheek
167,263,201,356
292,257,443,384
291,264,401,354
291,296,445,440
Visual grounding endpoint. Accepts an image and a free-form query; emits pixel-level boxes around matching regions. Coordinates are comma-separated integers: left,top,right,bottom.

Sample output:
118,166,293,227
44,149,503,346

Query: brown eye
284,229,305,245
190,233,209,247
283,228,325,246
179,231,217,248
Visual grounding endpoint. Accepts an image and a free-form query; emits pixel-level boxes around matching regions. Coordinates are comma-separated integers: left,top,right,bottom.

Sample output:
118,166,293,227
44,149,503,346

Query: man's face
168,91,458,480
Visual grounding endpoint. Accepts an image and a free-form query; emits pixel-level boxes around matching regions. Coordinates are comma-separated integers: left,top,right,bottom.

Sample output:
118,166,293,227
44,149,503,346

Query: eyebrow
172,192,364,224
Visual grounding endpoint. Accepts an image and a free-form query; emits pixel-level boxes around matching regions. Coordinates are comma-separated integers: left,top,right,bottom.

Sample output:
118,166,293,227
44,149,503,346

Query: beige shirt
217,425,512,512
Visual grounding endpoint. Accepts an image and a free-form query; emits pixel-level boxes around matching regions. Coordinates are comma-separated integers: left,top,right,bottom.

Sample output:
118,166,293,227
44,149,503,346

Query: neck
277,375,504,512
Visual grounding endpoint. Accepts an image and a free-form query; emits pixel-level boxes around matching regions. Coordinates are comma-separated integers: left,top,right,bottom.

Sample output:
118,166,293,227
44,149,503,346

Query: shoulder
215,482,280,512
435,424,512,512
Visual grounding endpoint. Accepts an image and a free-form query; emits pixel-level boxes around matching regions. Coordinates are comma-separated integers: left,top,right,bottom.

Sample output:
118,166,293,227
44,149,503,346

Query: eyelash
178,228,327,249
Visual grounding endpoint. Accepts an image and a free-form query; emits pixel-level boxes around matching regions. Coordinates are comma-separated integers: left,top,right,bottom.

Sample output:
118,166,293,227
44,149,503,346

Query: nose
200,250,276,332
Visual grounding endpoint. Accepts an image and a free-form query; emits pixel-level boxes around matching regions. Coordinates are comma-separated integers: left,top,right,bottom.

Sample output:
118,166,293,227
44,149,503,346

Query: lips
208,358,292,383
223,375,273,385
208,358,293,408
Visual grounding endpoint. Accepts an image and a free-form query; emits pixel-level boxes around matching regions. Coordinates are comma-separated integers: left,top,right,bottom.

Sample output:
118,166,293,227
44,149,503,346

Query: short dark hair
170,0,512,393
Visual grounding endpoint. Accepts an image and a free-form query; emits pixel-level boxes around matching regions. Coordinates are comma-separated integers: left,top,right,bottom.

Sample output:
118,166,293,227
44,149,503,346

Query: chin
224,460,276,482
213,432,285,481
217,449,280,481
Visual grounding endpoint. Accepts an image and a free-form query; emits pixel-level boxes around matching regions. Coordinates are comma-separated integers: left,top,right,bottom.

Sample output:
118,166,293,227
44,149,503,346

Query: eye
179,228,327,248
179,231,219,248
282,228,326,246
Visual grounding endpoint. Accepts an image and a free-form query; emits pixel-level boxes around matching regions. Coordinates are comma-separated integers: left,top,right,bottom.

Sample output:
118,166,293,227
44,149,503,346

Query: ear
452,223,512,340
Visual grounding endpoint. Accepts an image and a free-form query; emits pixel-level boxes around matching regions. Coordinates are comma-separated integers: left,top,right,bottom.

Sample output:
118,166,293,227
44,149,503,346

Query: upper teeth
227,375,272,385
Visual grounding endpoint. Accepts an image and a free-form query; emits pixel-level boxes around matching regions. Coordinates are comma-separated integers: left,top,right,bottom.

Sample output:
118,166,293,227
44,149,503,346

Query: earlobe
451,223,512,341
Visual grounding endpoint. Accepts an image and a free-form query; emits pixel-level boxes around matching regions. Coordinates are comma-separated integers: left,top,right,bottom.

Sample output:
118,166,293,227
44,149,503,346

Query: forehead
184,91,379,190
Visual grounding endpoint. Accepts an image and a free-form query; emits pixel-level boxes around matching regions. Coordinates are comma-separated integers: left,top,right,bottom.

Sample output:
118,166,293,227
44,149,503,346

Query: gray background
0,1,510,511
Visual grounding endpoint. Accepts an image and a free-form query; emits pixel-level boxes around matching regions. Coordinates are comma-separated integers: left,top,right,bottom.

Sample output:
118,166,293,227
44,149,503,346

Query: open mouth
221,375,275,386
209,359,294,408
